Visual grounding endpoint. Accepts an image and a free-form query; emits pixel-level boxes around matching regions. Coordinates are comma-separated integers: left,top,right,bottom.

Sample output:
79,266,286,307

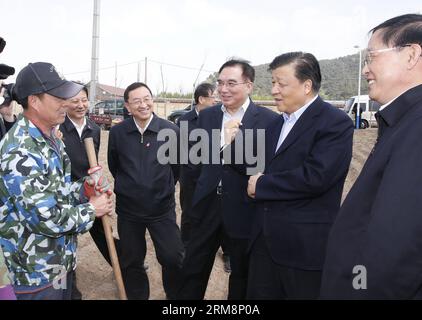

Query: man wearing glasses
108,82,183,300
178,82,217,245
178,82,232,274
177,59,278,299
321,14,422,299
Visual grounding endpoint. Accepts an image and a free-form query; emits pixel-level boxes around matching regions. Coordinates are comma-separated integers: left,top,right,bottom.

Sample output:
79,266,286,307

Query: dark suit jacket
108,115,180,222
251,96,354,270
178,108,201,230
191,101,278,239
60,116,101,181
179,109,201,186
321,85,422,299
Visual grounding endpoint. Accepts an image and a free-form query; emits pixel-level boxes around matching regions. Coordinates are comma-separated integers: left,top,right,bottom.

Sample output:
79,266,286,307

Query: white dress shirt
134,114,154,135
275,95,318,153
68,117,87,139
220,97,250,149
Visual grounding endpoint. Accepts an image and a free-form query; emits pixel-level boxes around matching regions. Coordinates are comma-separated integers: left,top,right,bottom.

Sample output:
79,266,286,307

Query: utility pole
191,59,206,108
137,61,141,82
160,65,165,95
144,57,148,84
90,0,101,112
354,45,362,129
114,61,117,115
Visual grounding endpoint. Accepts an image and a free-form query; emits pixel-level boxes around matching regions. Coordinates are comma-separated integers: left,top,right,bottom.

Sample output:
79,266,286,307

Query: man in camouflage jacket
0,62,113,300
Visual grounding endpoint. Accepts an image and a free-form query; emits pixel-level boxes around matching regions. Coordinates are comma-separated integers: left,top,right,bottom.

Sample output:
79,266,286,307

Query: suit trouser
180,180,230,257
117,212,184,300
71,218,122,300
177,192,243,299
247,233,322,300
179,179,195,245
177,192,224,299
90,218,121,265
227,237,249,300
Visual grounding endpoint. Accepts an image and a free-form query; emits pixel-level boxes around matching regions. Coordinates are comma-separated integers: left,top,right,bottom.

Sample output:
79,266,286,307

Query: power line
65,59,145,76
64,58,217,77
148,59,216,73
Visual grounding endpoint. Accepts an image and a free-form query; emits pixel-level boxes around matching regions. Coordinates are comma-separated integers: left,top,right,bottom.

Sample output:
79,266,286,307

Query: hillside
207,53,368,101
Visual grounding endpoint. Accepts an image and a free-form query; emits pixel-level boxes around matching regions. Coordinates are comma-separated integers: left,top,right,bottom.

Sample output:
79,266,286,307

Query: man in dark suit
320,14,422,299
60,84,120,299
178,83,232,273
108,82,184,300
177,59,278,300
247,52,354,299
178,82,217,244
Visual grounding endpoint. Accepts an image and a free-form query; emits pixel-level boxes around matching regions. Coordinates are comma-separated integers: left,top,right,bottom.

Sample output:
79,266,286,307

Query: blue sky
1,0,421,93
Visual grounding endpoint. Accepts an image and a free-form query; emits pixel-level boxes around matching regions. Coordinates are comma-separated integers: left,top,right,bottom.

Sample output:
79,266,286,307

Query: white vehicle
344,95,381,129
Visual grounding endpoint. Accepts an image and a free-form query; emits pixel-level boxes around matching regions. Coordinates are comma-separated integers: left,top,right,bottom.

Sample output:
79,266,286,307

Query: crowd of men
1,13,422,300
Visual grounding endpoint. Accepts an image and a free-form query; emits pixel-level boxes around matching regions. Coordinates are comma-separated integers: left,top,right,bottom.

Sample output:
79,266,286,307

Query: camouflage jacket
0,115,95,287
0,245,11,287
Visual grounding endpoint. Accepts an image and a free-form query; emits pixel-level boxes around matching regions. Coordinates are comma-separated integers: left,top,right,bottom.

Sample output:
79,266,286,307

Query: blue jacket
251,97,354,270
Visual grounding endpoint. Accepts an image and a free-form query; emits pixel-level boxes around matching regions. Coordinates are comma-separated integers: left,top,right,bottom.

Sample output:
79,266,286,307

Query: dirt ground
76,128,378,300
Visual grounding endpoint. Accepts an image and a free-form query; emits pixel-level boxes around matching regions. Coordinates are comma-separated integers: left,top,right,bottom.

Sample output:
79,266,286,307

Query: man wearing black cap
0,62,114,300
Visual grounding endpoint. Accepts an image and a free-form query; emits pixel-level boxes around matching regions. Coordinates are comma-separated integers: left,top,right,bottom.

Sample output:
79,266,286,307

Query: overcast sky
1,0,421,93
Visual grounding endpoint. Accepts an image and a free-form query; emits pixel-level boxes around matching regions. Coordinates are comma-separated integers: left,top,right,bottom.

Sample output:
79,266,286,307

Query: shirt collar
282,95,318,122
378,89,410,112
377,84,422,128
68,116,86,131
221,97,250,115
133,114,154,134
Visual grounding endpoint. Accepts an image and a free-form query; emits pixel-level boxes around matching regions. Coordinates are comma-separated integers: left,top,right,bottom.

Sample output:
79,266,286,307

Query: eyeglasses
128,97,153,106
216,80,250,88
363,44,412,66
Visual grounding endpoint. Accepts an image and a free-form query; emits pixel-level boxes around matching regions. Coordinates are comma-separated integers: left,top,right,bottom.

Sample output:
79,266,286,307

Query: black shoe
223,255,231,273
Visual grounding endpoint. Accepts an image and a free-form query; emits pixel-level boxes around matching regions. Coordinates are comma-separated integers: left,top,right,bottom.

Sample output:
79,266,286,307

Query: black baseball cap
14,62,83,103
